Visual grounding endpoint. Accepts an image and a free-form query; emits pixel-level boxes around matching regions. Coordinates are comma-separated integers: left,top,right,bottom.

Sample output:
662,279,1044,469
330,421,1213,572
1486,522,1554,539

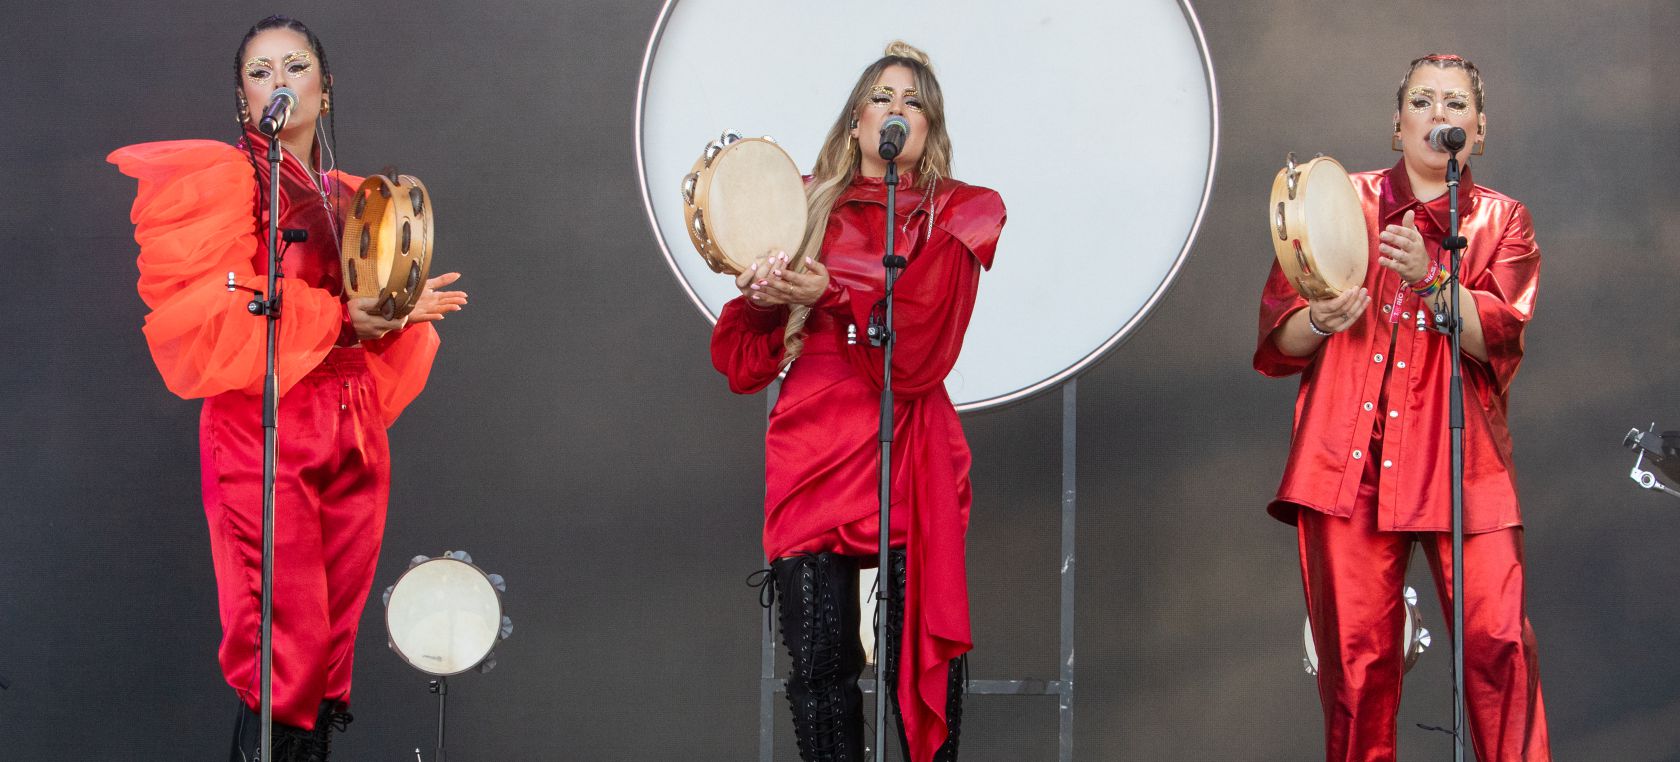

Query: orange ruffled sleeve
110,140,344,403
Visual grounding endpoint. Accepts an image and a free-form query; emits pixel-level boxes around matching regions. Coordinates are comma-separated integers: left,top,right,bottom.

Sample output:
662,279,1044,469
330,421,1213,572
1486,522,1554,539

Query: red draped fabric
712,174,1005,762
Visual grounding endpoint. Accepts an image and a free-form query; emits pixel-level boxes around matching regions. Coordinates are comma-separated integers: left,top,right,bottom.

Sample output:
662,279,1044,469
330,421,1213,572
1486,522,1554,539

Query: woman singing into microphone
712,40,1006,762
110,15,465,760
1254,54,1549,760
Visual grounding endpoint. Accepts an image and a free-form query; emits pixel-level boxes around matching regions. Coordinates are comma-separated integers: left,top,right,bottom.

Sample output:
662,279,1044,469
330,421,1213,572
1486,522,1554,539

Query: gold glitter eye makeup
1443,89,1472,115
282,50,314,78
1406,86,1433,113
903,88,923,112
244,57,275,83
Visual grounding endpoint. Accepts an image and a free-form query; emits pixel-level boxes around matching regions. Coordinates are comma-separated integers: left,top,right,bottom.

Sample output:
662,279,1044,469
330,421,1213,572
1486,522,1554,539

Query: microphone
258,87,298,136
879,115,910,161
1427,124,1467,154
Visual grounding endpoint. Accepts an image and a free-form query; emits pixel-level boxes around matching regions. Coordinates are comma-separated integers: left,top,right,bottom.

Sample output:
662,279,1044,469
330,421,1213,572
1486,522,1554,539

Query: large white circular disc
637,0,1218,411
385,559,502,676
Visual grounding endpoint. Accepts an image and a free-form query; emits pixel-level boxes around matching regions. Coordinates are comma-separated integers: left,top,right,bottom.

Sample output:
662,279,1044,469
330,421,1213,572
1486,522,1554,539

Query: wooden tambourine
1268,153,1368,300
341,173,433,320
681,131,807,275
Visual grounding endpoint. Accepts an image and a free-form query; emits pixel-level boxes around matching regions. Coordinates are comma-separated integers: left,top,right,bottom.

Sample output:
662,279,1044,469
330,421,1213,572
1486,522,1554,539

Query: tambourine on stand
383,550,511,762
1303,586,1431,676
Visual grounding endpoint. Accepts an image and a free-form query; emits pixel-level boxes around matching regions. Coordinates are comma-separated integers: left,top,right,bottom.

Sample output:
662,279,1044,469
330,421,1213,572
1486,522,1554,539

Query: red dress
711,174,1005,762
1255,161,1549,761
110,129,439,729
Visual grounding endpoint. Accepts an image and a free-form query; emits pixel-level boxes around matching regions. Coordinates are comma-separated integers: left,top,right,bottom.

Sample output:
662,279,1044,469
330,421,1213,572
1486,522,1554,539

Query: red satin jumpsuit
1255,161,1550,761
712,174,1006,762
111,128,439,730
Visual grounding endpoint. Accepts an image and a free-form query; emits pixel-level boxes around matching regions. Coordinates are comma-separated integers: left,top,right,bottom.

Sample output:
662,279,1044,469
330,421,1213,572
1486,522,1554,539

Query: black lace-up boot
771,552,866,761
303,699,353,761
881,548,966,762
229,701,318,762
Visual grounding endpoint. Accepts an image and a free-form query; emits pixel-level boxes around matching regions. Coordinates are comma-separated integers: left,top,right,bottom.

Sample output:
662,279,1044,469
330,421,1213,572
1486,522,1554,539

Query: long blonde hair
781,40,955,366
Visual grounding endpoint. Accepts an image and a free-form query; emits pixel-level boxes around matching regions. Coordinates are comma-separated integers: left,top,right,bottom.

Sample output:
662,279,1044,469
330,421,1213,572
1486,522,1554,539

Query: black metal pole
258,132,283,762
1444,154,1468,762
432,677,449,762
872,158,903,762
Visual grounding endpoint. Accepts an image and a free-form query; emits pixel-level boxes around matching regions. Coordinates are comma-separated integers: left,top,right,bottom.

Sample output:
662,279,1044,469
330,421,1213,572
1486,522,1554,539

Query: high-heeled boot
881,548,966,762
771,552,867,761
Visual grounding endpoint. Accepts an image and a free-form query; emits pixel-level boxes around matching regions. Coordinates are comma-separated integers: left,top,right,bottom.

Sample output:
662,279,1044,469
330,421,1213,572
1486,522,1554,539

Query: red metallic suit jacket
110,128,438,425
1255,161,1540,533
711,174,1005,762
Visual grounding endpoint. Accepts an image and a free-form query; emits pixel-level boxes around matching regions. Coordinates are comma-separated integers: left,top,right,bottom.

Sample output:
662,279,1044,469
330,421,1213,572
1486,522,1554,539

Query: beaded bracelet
1307,313,1334,337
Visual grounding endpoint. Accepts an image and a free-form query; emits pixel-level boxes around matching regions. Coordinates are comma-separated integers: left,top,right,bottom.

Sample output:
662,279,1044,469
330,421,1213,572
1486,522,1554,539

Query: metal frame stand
758,380,1078,761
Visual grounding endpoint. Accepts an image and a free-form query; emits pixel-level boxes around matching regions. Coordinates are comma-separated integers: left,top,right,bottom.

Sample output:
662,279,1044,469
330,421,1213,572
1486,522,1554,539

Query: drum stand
423,677,450,762
1623,425,1680,500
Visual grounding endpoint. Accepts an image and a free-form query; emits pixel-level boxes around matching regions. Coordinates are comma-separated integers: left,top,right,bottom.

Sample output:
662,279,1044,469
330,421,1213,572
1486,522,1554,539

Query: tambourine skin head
1269,155,1369,301
385,557,503,676
680,136,806,277
339,174,435,320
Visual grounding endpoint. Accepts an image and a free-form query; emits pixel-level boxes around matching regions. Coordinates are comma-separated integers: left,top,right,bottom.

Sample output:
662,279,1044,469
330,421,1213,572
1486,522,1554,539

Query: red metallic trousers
1296,464,1549,761
199,348,389,730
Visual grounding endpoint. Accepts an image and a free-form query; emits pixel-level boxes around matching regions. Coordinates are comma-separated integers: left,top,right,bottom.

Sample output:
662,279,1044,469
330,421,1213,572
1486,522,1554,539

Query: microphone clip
226,272,282,317
866,300,890,347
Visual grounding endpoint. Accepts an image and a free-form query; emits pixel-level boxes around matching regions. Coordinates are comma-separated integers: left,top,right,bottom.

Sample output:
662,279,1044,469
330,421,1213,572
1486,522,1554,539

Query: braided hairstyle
233,15,340,226
1395,53,1485,113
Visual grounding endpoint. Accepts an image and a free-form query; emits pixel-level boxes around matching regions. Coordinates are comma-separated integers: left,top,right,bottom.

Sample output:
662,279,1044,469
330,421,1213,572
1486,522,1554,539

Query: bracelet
1410,260,1447,297
1307,313,1334,337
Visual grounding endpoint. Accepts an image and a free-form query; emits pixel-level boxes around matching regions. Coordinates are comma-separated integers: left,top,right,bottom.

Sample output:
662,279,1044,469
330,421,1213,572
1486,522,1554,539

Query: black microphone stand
248,123,286,762
867,158,907,761
1442,151,1469,762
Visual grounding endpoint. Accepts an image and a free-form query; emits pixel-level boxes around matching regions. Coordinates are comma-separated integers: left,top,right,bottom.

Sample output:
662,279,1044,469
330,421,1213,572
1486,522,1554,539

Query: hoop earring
237,96,250,126
1391,121,1402,152
1471,138,1485,156
321,91,331,115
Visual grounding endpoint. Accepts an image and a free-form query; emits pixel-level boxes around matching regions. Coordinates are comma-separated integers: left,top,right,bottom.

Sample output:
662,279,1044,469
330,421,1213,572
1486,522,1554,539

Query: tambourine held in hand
681,131,807,275
341,173,434,320
1268,153,1368,300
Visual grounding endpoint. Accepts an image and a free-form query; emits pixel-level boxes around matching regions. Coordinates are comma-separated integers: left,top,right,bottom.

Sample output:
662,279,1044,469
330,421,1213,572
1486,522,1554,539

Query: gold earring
237,97,250,125
1472,137,1485,156
1391,121,1402,152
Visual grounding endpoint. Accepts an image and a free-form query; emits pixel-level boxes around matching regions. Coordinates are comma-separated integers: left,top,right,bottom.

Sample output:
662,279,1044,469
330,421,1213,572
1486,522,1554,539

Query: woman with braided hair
109,15,466,760
1254,53,1549,761
712,40,1006,762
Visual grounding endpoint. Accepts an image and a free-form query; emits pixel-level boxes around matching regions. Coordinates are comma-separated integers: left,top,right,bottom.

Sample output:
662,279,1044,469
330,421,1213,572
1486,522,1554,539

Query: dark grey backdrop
3,1,1678,759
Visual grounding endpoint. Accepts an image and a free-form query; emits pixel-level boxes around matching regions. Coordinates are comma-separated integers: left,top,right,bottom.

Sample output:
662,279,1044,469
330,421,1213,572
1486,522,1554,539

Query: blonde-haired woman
712,41,1005,762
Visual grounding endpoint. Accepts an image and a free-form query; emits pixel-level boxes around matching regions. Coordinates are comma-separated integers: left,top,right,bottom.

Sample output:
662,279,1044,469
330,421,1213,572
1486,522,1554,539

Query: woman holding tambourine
710,41,1005,762
109,15,465,759
1254,54,1550,760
